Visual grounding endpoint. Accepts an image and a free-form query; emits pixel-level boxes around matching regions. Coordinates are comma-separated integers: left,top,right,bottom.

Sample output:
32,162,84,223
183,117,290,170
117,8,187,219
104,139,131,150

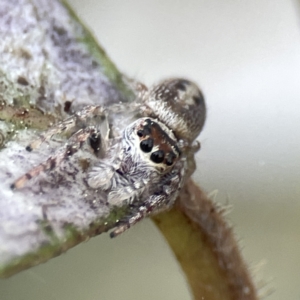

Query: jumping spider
11,78,206,237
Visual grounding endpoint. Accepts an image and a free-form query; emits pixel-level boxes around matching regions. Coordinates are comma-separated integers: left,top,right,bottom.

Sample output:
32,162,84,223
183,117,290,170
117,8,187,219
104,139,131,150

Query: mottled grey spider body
11,78,206,237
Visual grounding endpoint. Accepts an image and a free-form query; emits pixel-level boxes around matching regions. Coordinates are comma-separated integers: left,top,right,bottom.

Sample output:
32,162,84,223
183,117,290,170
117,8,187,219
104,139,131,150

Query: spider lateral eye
137,130,144,137
166,152,176,166
137,123,152,138
140,138,153,152
150,150,165,163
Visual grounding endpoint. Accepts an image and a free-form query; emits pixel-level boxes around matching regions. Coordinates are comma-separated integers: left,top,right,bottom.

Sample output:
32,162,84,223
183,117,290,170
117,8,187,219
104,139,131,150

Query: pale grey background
2,0,300,299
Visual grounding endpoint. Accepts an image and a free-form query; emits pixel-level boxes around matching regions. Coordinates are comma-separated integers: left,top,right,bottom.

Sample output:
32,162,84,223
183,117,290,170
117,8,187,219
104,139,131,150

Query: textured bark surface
0,0,135,278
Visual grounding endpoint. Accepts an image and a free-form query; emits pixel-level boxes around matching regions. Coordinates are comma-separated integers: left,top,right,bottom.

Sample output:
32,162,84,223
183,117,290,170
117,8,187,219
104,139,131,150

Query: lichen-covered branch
0,0,135,278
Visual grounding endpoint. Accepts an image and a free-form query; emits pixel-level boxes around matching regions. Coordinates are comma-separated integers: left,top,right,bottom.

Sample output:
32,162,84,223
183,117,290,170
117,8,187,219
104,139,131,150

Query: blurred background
2,0,300,299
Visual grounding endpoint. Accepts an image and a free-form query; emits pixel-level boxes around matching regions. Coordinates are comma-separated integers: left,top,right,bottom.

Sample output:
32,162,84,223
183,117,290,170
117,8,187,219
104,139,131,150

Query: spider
11,78,206,237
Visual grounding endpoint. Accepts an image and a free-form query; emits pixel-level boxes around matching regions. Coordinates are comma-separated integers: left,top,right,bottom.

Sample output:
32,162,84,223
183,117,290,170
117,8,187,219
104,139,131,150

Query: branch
153,180,258,300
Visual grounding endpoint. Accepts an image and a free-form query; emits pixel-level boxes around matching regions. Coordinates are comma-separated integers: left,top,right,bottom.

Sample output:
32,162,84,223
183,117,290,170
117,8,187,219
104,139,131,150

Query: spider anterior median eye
140,138,153,152
150,150,165,163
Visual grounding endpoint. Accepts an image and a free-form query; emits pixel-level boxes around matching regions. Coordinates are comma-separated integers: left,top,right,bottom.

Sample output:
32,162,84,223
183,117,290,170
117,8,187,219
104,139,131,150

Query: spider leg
11,127,96,190
110,193,172,238
110,168,183,238
26,105,106,151
87,137,123,190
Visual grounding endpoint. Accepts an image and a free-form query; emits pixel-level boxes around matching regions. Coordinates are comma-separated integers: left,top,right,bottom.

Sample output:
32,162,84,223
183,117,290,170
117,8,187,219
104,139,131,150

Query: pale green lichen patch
0,70,33,109
0,104,55,131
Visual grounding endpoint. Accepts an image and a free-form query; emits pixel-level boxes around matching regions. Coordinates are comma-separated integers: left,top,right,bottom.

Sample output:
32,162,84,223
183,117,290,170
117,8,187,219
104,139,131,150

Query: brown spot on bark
17,76,29,86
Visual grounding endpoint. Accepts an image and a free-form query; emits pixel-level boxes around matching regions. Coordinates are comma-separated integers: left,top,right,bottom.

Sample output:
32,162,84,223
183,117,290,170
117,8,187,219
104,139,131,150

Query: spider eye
137,125,151,138
137,130,144,137
140,138,153,152
166,152,176,166
150,150,165,163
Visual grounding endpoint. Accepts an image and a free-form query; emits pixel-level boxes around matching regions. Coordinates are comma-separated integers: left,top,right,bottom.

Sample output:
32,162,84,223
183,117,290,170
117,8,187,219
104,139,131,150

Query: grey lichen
0,0,135,278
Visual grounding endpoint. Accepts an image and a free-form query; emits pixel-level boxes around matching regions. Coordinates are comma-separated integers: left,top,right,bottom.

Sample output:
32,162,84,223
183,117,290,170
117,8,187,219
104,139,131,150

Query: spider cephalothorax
87,117,182,206
11,78,206,237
